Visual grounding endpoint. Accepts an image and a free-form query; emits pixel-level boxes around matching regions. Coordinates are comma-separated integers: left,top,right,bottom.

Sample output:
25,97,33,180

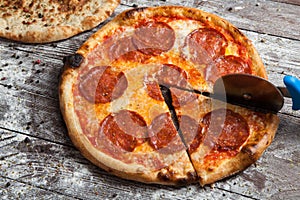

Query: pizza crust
0,0,120,43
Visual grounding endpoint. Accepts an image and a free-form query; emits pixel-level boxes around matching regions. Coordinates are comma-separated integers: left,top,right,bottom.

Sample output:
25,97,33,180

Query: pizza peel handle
284,75,300,110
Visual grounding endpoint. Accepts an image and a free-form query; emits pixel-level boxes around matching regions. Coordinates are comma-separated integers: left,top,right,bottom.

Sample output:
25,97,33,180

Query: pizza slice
170,87,279,186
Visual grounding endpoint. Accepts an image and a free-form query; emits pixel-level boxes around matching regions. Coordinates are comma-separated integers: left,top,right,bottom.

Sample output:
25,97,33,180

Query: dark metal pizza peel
212,74,300,113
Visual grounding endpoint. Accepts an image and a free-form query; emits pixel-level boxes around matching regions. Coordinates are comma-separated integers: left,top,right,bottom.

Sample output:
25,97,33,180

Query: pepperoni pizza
59,6,279,186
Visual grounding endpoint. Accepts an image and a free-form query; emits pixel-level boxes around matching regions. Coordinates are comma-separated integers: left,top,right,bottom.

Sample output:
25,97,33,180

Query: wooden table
1,0,299,199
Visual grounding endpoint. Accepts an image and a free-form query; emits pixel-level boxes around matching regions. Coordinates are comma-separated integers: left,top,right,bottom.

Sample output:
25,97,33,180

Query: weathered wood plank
1,129,258,200
0,34,89,100
0,177,76,200
202,0,300,40
0,84,70,145
122,0,300,40
247,31,300,77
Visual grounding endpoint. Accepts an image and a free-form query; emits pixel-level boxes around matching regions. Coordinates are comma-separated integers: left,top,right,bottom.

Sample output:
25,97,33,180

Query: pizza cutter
212,74,300,113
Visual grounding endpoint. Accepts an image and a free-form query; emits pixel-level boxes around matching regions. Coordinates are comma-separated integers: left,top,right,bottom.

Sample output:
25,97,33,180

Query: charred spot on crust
157,168,173,182
187,171,198,181
241,145,255,155
241,145,258,162
106,168,113,173
63,53,83,68
176,178,189,185
208,167,214,172
187,9,193,13
232,26,244,36
157,168,198,185
124,7,148,19
157,172,171,182
176,171,198,185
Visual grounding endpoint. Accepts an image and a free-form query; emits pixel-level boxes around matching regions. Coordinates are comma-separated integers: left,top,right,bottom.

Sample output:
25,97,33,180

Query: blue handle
284,75,300,110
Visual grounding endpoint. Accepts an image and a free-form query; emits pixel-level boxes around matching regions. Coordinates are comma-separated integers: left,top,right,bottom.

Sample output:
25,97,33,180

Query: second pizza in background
0,0,120,43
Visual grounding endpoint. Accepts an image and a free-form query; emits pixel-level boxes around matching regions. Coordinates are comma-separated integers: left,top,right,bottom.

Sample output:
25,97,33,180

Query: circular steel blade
213,74,284,113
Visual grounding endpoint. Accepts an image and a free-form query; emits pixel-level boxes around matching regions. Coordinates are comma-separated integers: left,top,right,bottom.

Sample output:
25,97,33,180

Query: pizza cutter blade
212,74,300,113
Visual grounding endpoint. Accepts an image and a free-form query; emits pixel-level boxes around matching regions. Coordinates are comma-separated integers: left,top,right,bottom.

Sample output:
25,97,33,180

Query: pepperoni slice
79,66,128,104
148,113,184,153
105,36,149,62
185,28,227,66
202,109,249,153
206,55,251,83
156,64,188,87
179,115,203,154
145,81,164,101
170,87,197,108
133,21,175,56
145,64,188,101
99,110,147,152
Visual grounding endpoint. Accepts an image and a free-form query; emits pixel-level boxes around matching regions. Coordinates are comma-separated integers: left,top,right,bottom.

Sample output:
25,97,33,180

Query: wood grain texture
0,130,257,200
0,177,76,200
123,0,300,40
1,0,300,199
270,0,300,6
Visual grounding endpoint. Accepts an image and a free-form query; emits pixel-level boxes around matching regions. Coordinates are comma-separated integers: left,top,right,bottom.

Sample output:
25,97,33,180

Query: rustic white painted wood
1,0,300,199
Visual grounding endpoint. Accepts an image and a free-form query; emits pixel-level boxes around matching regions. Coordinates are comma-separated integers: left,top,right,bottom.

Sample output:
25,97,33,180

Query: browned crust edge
0,0,120,43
